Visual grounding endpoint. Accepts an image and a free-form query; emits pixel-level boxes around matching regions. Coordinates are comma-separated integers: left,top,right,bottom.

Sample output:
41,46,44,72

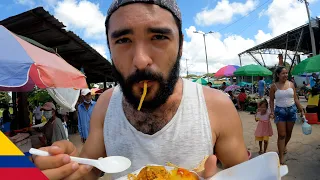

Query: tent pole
252,76,254,94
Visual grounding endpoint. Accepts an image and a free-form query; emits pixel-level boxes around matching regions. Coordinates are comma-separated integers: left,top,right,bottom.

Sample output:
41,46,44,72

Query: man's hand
197,155,218,179
33,140,93,180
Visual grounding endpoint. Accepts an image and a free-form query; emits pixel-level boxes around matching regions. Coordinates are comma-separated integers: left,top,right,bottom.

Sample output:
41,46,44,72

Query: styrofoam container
208,152,288,180
117,152,288,180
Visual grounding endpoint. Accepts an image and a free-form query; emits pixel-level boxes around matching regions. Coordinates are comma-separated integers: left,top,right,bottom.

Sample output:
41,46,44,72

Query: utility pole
194,31,214,82
300,0,317,55
185,59,189,77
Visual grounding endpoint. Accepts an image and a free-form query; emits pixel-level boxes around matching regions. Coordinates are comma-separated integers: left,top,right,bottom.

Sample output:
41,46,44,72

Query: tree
27,88,52,107
185,74,199,79
0,91,11,104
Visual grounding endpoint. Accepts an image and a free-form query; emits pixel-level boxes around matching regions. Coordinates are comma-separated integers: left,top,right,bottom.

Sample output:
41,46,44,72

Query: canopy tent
234,64,272,93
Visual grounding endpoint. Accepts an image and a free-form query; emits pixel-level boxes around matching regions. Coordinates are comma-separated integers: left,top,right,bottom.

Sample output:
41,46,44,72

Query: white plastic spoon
29,148,131,174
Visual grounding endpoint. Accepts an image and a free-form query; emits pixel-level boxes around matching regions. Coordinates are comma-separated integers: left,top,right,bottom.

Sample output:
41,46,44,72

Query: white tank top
274,82,295,107
103,79,213,179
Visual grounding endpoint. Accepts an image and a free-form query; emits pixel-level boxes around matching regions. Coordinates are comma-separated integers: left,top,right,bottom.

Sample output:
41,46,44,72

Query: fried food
127,166,199,180
192,156,209,173
137,81,147,111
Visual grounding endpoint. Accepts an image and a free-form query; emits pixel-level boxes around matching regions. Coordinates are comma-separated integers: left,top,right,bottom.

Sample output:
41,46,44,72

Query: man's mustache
125,70,164,85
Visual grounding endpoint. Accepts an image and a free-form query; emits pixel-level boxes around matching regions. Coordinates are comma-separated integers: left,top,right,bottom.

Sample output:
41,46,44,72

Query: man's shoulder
53,117,63,127
92,88,115,112
55,117,62,123
203,87,232,108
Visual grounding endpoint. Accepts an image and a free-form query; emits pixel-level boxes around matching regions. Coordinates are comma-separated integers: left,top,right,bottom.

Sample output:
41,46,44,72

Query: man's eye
115,38,131,44
152,35,168,40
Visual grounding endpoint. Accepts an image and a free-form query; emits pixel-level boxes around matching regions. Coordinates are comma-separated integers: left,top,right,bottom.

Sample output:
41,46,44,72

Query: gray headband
105,0,181,27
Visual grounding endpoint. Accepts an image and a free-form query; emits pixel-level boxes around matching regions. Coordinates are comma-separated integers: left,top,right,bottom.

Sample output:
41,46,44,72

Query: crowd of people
205,67,319,165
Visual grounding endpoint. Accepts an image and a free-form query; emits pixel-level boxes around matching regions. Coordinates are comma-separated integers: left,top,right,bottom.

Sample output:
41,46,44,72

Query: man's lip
137,81,155,88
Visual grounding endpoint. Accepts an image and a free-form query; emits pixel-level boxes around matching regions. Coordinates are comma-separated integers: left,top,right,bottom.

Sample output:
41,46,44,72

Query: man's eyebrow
147,27,173,35
110,28,133,39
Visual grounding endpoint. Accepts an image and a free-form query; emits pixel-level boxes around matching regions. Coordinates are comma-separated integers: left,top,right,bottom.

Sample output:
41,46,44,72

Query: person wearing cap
78,89,96,143
33,1,248,179
40,102,67,146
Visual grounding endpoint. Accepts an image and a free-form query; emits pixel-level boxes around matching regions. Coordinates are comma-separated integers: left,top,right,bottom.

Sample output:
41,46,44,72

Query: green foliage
27,88,52,107
185,74,200,79
203,73,215,77
0,91,11,104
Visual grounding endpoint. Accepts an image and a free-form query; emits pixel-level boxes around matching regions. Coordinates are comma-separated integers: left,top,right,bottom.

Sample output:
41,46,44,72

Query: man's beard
112,57,180,111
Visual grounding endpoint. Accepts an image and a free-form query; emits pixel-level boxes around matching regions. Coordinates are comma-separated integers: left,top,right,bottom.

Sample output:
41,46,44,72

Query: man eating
33,1,248,179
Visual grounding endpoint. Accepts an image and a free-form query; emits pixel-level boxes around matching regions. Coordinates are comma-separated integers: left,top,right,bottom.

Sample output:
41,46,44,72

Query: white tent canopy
46,88,80,112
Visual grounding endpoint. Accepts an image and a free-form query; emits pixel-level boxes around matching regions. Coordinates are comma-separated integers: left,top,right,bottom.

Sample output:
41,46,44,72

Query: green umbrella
292,54,320,75
234,64,272,94
233,64,272,76
193,78,208,85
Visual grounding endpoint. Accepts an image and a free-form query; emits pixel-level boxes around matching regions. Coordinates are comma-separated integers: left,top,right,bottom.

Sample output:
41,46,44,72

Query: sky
1,0,320,76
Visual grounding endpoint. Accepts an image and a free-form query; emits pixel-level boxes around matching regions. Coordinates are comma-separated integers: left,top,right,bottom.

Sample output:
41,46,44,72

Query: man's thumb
203,155,218,179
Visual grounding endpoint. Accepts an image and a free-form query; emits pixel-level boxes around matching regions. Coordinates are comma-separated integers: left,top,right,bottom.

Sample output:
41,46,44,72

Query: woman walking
269,66,304,164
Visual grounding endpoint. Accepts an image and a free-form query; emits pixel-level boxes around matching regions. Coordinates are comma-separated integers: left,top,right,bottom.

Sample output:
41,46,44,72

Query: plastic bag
302,117,312,135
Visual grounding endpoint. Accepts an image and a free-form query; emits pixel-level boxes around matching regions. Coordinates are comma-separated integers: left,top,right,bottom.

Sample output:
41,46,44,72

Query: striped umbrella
0,25,87,91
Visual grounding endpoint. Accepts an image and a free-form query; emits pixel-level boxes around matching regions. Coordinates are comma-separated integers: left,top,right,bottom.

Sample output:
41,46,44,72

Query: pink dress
255,111,273,141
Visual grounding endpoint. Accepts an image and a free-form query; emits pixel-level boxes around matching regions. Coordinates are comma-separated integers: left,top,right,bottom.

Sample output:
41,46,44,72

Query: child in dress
255,99,273,154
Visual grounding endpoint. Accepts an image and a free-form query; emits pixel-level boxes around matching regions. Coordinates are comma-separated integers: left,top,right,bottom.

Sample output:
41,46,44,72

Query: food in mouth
137,81,148,111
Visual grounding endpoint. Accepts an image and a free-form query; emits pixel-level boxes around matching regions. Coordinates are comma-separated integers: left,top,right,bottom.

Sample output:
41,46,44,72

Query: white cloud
258,9,266,18
54,0,106,39
90,43,108,59
15,0,36,7
195,0,258,26
265,0,309,36
254,30,272,44
181,26,257,74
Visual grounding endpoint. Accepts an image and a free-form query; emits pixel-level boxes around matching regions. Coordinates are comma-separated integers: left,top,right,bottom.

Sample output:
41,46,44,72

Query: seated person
306,87,320,120
228,91,238,107
238,88,247,111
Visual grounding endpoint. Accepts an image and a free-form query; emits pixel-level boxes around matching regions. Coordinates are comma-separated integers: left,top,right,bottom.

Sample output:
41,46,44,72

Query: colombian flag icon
0,132,48,180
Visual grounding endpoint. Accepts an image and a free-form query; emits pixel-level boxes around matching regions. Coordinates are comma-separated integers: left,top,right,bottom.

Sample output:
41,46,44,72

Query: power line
216,0,272,33
237,16,260,35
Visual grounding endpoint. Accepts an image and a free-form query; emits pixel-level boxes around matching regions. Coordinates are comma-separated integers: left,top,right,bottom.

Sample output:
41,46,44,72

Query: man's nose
132,43,152,71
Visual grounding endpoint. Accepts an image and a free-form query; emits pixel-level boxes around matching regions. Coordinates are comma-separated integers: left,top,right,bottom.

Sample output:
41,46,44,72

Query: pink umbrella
224,85,240,92
215,65,240,78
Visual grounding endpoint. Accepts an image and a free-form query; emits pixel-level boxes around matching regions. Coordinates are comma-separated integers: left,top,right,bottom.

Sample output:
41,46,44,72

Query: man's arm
204,88,248,168
80,88,114,180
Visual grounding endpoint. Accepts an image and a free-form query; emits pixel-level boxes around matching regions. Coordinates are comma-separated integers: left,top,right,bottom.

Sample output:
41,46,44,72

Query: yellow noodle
137,81,147,111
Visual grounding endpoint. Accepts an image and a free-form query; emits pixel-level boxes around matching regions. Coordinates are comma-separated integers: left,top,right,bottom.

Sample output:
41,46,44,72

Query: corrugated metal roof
239,18,320,56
